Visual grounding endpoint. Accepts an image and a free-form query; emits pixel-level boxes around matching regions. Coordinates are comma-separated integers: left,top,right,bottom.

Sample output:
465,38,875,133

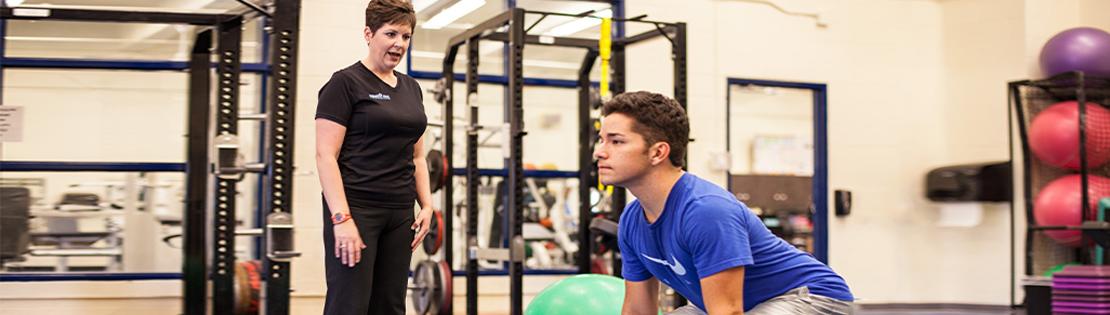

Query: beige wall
1080,0,1110,31
930,0,1023,304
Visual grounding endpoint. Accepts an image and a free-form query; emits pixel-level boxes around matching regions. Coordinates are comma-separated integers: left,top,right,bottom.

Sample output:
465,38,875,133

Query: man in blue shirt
594,91,854,314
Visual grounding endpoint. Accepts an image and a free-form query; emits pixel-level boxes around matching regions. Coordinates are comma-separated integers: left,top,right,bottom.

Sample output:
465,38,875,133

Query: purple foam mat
1056,289,1110,296
1054,301,1110,308
1052,307,1110,314
1057,266,1110,278
1056,295,1110,302
1054,283,1110,290
1058,277,1110,284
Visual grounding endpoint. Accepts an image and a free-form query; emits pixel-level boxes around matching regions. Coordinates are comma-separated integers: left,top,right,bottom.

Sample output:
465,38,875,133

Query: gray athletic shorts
666,286,854,315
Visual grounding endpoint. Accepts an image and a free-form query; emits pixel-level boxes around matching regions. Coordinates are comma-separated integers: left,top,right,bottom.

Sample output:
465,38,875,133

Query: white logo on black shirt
369,93,391,100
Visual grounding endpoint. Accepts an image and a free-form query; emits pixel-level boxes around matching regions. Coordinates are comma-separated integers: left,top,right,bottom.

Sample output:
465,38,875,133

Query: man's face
594,113,655,187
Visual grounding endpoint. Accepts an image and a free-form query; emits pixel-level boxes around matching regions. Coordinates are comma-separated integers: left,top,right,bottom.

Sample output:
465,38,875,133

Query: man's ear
650,142,672,166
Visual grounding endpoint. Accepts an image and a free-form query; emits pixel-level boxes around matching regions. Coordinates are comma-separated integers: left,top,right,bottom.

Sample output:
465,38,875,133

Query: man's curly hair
601,91,689,168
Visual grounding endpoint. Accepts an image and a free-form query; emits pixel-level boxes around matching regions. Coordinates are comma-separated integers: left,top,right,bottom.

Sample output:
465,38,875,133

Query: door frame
725,78,829,263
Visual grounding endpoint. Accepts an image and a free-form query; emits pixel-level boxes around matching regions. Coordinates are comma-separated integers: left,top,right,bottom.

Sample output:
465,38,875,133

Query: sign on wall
752,134,812,175
0,106,24,142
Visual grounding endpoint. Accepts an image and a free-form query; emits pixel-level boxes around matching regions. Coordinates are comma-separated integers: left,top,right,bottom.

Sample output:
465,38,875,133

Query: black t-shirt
315,62,427,209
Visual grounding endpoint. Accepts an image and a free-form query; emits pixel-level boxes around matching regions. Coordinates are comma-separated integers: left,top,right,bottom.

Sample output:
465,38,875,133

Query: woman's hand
334,221,366,267
411,206,435,251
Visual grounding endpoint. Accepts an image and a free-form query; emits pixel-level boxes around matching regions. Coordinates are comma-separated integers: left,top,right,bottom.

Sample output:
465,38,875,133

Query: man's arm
700,266,745,315
623,278,660,315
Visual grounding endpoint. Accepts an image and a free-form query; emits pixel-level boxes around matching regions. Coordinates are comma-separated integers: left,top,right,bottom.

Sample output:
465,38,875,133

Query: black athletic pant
322,200,414,315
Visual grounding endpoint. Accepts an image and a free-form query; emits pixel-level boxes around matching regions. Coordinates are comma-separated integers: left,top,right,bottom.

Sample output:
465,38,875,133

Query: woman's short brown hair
366,0,416,32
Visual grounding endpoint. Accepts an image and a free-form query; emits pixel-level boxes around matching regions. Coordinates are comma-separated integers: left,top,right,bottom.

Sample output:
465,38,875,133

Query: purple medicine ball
1039,27,1110,78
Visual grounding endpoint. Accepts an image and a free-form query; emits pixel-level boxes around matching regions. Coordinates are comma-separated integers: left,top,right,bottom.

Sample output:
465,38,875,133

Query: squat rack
438,8,685,315
0,1,302,314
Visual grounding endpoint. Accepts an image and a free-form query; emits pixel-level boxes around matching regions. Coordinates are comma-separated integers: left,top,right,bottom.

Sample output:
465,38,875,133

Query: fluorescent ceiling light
412,0,438,13
544,9,612,37
422,0,485,30
6,0,25,6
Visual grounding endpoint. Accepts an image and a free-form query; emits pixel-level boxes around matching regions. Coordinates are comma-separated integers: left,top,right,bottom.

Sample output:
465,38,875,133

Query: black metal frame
1013,72,1091,276
185,28,214,315
212,17,243,315
1010,72,1110,306
439,8,685,315
602,12,688,279
577,48,600,274
0,2,301,314
262,1,301,314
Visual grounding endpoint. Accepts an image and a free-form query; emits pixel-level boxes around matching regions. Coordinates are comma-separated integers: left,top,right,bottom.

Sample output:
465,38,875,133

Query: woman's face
364,22,413,70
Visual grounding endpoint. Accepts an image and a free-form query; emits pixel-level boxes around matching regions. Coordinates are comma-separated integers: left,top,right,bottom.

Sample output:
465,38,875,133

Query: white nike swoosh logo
641,253,687,276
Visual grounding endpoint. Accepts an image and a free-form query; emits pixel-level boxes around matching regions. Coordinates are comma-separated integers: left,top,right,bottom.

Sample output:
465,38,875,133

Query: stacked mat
1054,265,1110,314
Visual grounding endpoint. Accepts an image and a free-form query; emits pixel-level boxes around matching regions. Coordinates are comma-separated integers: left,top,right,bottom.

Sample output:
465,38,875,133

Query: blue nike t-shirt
617,173,853,311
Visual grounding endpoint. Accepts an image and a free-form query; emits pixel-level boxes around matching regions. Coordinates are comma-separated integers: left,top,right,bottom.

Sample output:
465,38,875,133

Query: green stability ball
525,274,626,315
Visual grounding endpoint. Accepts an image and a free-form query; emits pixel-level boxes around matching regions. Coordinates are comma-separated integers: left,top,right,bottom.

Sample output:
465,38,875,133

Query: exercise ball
525,274,625,315
1034,174,1110,247
1039,27,1110,78
1029,101,1110,169
1044,262,1080,277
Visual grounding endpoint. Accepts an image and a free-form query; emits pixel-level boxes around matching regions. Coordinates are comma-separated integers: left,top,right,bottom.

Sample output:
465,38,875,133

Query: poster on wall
752,134,812,176
0,106,23,142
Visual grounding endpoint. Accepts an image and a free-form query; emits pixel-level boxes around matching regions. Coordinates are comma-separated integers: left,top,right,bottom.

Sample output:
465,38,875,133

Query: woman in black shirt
314,1,433,314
